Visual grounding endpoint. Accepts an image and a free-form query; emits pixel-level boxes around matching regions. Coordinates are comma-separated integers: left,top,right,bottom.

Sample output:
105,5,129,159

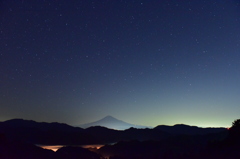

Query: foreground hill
85,126,170,143
0,135,103,159
98,135,240,159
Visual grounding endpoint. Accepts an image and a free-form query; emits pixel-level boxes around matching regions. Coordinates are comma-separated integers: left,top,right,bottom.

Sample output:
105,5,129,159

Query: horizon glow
0,0,240,128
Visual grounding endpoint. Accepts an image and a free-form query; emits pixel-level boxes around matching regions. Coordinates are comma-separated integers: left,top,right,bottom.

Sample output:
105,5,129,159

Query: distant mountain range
0,119,99,145
79,115,150,130
0,117,228,146
0,118,235,159
155,124,227,135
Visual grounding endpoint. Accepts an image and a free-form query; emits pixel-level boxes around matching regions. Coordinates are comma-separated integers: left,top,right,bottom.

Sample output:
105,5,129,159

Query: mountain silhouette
85,126,170,143
0,118,235,159
79,115,149,130
154,124,227,135
0,118,228,146
0,119,100,145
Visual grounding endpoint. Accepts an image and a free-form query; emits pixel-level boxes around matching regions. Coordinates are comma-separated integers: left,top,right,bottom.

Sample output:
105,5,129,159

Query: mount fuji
79,116,150,130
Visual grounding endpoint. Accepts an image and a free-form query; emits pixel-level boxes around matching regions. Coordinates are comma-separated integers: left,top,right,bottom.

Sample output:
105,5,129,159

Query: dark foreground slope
56,146,102,159
0,134,103,159
85,126,170,143
0,134,55,159
98,131,239,159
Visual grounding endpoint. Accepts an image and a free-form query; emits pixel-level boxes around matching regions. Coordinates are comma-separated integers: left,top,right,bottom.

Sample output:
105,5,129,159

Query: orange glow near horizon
38,144,104,152
40,145,64,152
81,144,104,149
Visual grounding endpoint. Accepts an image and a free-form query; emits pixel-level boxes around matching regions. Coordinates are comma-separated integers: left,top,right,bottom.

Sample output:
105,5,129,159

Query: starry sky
1,0,240,128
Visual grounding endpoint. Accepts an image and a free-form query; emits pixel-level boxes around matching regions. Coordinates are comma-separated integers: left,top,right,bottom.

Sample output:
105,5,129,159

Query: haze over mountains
79,115,150,130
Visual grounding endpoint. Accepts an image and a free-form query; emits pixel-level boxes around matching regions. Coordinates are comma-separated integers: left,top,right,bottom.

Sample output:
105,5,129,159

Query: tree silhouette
228,119,240,145
231,119,240,128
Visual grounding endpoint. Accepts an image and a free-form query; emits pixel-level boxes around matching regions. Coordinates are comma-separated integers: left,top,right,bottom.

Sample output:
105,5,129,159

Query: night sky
1,0,240,127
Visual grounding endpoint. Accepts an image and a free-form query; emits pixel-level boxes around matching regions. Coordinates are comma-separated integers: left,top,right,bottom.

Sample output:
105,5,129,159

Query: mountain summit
79,116,148,130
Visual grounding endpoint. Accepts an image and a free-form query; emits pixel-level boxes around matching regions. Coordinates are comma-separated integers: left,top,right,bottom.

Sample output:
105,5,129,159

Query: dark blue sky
1,0,240,127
